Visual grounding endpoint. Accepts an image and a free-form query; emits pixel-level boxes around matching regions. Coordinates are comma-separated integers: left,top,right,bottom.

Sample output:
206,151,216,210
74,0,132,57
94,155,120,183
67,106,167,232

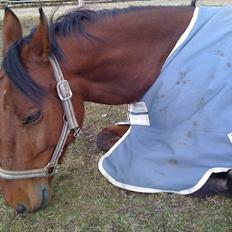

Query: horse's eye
23,111,42,125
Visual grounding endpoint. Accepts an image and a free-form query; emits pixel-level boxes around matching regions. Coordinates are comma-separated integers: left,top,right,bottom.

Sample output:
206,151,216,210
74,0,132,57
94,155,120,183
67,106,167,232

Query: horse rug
98,6,232,194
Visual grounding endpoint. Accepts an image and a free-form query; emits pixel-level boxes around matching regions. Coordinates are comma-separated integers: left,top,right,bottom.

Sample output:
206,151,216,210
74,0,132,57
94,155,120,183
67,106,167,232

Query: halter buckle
56,80,72,101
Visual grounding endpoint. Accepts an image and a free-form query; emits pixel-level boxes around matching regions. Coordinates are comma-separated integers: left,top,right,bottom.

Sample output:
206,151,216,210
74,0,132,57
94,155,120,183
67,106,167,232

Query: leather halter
0,55,80,179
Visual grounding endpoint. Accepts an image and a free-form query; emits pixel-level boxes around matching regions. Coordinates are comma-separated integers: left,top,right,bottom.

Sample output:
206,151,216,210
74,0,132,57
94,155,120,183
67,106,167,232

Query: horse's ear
2,7,22,56
30,8,50,59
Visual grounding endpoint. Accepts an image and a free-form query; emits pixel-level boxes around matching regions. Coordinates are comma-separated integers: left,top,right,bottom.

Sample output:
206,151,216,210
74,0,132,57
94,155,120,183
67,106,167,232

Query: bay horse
1,1,231,213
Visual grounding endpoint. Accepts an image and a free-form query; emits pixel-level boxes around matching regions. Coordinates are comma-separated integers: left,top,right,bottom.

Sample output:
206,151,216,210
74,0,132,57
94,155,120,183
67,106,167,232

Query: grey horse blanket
98,6,232,194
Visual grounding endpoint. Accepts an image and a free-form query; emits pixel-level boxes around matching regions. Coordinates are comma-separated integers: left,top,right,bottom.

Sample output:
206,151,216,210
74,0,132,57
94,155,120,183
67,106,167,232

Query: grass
1,14,232,232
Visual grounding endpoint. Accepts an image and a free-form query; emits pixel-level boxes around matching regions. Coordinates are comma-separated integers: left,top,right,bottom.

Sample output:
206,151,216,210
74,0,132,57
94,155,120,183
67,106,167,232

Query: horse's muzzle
15,184,50,214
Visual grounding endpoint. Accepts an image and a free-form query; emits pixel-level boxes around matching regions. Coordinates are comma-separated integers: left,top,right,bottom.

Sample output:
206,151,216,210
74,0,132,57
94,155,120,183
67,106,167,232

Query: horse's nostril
40,186,49,209
15,204,26,214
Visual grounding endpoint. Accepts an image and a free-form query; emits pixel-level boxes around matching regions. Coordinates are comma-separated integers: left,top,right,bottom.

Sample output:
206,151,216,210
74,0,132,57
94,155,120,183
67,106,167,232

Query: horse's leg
193,171,232,197
97,124,130,152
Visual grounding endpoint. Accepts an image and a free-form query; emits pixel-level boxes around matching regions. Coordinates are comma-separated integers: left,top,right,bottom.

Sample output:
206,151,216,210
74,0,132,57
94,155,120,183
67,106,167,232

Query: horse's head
0,8,84,213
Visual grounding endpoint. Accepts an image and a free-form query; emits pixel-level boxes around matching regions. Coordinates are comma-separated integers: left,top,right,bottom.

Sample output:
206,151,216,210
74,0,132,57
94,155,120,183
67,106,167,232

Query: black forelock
2,32,46,103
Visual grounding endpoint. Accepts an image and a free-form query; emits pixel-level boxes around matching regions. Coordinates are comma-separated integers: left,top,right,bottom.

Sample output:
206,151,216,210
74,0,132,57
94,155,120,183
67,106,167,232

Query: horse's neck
60,7,194,105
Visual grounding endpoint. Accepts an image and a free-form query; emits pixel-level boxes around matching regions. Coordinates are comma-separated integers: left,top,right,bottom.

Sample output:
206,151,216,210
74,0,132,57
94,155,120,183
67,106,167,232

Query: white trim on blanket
98,126,232,194
115,121,130,125
98,127,232,194
167,7,199,60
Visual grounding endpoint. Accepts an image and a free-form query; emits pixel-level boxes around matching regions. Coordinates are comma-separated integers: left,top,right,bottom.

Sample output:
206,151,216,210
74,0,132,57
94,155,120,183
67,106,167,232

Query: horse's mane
50,6,155,58
2,6,168,102
51,6,154,38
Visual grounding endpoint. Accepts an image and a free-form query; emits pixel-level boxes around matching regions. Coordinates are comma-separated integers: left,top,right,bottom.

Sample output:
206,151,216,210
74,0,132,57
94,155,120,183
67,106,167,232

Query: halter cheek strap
49,55,80,135
0,55,80,179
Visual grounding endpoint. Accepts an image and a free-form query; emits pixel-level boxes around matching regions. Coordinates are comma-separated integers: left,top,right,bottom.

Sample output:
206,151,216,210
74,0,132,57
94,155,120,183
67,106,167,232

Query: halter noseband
0,55,80,179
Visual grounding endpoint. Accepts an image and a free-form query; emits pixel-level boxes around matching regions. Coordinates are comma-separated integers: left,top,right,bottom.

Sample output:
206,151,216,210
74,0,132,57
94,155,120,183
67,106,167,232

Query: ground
1,1,232,231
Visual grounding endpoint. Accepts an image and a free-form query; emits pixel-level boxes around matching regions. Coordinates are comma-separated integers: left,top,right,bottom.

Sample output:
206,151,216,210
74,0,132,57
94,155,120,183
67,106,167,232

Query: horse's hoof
192,173,228,197
226,170,232,194
96,128,121,152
